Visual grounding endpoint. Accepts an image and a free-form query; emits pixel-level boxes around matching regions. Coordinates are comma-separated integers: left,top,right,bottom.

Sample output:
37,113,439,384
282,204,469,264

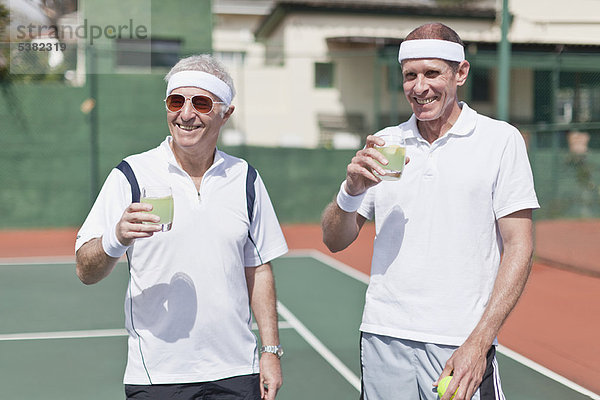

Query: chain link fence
526,124,600,220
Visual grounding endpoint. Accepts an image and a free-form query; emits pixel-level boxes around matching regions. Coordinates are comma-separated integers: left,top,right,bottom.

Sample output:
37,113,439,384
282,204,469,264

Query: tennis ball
437,376,457,399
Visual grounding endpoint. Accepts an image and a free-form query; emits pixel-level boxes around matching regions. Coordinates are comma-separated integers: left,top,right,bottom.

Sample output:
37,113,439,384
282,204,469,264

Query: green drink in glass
141,187,174,232
374,134,406,181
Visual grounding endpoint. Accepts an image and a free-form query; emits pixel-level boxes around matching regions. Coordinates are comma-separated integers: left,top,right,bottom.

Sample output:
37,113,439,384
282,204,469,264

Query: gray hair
165,54,236,116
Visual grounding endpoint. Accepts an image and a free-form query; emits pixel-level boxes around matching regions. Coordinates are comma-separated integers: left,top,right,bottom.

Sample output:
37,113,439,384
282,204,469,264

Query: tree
0,3,9,80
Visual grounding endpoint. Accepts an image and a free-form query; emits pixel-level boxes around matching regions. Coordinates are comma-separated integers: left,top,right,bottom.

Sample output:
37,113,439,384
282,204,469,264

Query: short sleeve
357,186,376,221
75,169,132,252
493,129,540,219
243,171,288,267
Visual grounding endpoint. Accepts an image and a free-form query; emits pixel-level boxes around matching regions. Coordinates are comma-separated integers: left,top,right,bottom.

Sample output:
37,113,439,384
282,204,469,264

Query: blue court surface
0,252,598,400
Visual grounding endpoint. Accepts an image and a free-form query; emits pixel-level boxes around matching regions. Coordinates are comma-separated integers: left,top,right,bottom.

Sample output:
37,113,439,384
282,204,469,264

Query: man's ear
456,60,470,87
222,105,235,121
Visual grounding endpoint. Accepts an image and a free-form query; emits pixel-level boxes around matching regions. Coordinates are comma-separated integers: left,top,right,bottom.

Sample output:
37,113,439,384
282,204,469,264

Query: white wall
511,0,600,45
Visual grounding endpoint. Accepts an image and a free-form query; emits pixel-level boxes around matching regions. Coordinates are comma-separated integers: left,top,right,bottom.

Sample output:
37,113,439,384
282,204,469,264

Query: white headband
398,39,465,63
166,70,233,105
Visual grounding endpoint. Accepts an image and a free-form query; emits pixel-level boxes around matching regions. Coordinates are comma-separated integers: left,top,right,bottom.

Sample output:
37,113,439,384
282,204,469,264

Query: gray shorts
360,332,505,400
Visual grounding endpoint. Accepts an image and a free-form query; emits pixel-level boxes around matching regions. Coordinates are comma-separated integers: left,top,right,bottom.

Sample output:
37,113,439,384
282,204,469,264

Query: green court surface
0,254,597,400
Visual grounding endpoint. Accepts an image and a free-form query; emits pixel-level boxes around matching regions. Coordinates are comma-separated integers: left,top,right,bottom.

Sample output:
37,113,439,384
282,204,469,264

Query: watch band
261,344,284,359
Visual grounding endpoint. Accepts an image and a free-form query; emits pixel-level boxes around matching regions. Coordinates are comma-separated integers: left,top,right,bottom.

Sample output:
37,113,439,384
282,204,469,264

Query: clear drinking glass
141,186,174,232
373,133,406,181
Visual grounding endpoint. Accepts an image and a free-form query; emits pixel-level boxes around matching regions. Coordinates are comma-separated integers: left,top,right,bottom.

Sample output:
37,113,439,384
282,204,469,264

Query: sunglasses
164,94,225,114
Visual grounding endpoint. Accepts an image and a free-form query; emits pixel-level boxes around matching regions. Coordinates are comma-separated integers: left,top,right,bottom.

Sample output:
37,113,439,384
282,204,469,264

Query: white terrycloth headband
398,39,465,63
166,71,233,105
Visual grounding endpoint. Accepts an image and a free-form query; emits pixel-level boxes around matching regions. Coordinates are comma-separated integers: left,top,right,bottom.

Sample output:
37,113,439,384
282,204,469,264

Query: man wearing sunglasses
75,55,288,400
322,23,539,400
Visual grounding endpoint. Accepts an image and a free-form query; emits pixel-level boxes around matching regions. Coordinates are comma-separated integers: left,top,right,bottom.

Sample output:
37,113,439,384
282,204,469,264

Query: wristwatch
261,344,284,359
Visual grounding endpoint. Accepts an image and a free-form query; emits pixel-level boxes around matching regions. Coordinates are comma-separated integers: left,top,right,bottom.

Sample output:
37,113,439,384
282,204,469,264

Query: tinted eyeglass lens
166,94,185,111
191,96,213,113
166,94,214,113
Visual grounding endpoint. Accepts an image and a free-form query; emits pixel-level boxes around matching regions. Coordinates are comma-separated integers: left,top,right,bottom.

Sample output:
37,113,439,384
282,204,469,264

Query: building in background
213,0,600,149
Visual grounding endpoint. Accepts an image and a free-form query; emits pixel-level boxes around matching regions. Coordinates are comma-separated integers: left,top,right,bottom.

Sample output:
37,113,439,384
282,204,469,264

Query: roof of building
255,0,497,38
213,0,275,16
270,0,494,10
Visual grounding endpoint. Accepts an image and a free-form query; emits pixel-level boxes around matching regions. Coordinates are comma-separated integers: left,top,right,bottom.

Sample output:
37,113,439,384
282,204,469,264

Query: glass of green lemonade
373,133,406,181
141,186,174,232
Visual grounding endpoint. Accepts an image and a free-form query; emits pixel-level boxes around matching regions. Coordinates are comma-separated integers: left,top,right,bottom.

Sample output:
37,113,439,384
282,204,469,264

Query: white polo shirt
76,137,288,385
358,103,539,346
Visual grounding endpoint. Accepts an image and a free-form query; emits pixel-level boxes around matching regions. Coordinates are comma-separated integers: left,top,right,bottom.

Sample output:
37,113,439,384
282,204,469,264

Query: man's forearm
246,263,283,399
321,201,363,253
246,263,279,345
76,237,120,285
468,248,532,349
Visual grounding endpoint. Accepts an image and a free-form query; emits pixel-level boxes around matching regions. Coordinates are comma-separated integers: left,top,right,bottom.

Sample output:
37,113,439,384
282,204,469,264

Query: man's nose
413,75,428,94
179,98,197,120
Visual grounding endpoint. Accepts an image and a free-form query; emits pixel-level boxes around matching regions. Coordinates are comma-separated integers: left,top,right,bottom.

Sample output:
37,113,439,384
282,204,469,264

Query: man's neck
416,102,463,144
170,140,216,180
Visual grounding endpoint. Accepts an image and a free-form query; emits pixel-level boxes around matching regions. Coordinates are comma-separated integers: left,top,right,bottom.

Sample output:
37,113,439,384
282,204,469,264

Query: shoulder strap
245,163,257,224
115,160,255,217
245,163,263,263
116,160,140,203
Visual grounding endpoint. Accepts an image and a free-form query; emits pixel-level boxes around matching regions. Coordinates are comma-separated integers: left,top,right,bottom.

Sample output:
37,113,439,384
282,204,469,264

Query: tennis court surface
1,247,598,399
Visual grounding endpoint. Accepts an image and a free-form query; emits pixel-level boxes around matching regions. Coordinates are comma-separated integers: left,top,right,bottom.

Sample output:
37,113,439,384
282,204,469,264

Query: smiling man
75,55,288,400
321,23,539,400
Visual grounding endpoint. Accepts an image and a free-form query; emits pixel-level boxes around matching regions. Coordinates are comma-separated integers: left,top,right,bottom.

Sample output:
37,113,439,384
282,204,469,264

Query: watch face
262,345,284,358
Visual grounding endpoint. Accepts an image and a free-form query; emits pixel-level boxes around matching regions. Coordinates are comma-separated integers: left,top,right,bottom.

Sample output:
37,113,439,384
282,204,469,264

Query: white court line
277,300,361,392
287,249,600,400
285,249,370,284
0,329,128,341
0,255,134,266
0,322,293,342
497,345,600,400
0,257,75,266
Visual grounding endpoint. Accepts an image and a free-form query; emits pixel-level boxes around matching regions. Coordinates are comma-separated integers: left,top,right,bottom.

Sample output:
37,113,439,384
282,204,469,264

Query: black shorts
125,373,261,400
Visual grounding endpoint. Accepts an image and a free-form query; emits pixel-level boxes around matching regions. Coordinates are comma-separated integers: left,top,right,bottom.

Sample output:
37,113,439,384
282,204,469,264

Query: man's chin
413,112,440,122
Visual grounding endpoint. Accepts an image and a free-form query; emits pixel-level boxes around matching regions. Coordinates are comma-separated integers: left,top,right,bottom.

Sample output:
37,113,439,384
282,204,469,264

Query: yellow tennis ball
437,376,457,399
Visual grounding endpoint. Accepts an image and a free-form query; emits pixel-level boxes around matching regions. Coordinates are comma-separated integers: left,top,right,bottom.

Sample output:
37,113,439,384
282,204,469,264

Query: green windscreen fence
2,78,600,228
0,76,167,229
526,125,600,220
2,116,600,229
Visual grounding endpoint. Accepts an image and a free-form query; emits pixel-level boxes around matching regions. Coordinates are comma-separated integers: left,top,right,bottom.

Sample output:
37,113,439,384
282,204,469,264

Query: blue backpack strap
116,160,140,203
245,163,257,224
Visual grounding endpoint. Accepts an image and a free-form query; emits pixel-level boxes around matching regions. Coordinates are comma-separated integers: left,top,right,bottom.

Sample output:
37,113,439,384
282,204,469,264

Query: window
265,39,284,66
215,51,246,66
150,39,182,68
115,38,181,69
387,64,402,92
471,68,491,102
115,38,151,68
315,62,334,88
